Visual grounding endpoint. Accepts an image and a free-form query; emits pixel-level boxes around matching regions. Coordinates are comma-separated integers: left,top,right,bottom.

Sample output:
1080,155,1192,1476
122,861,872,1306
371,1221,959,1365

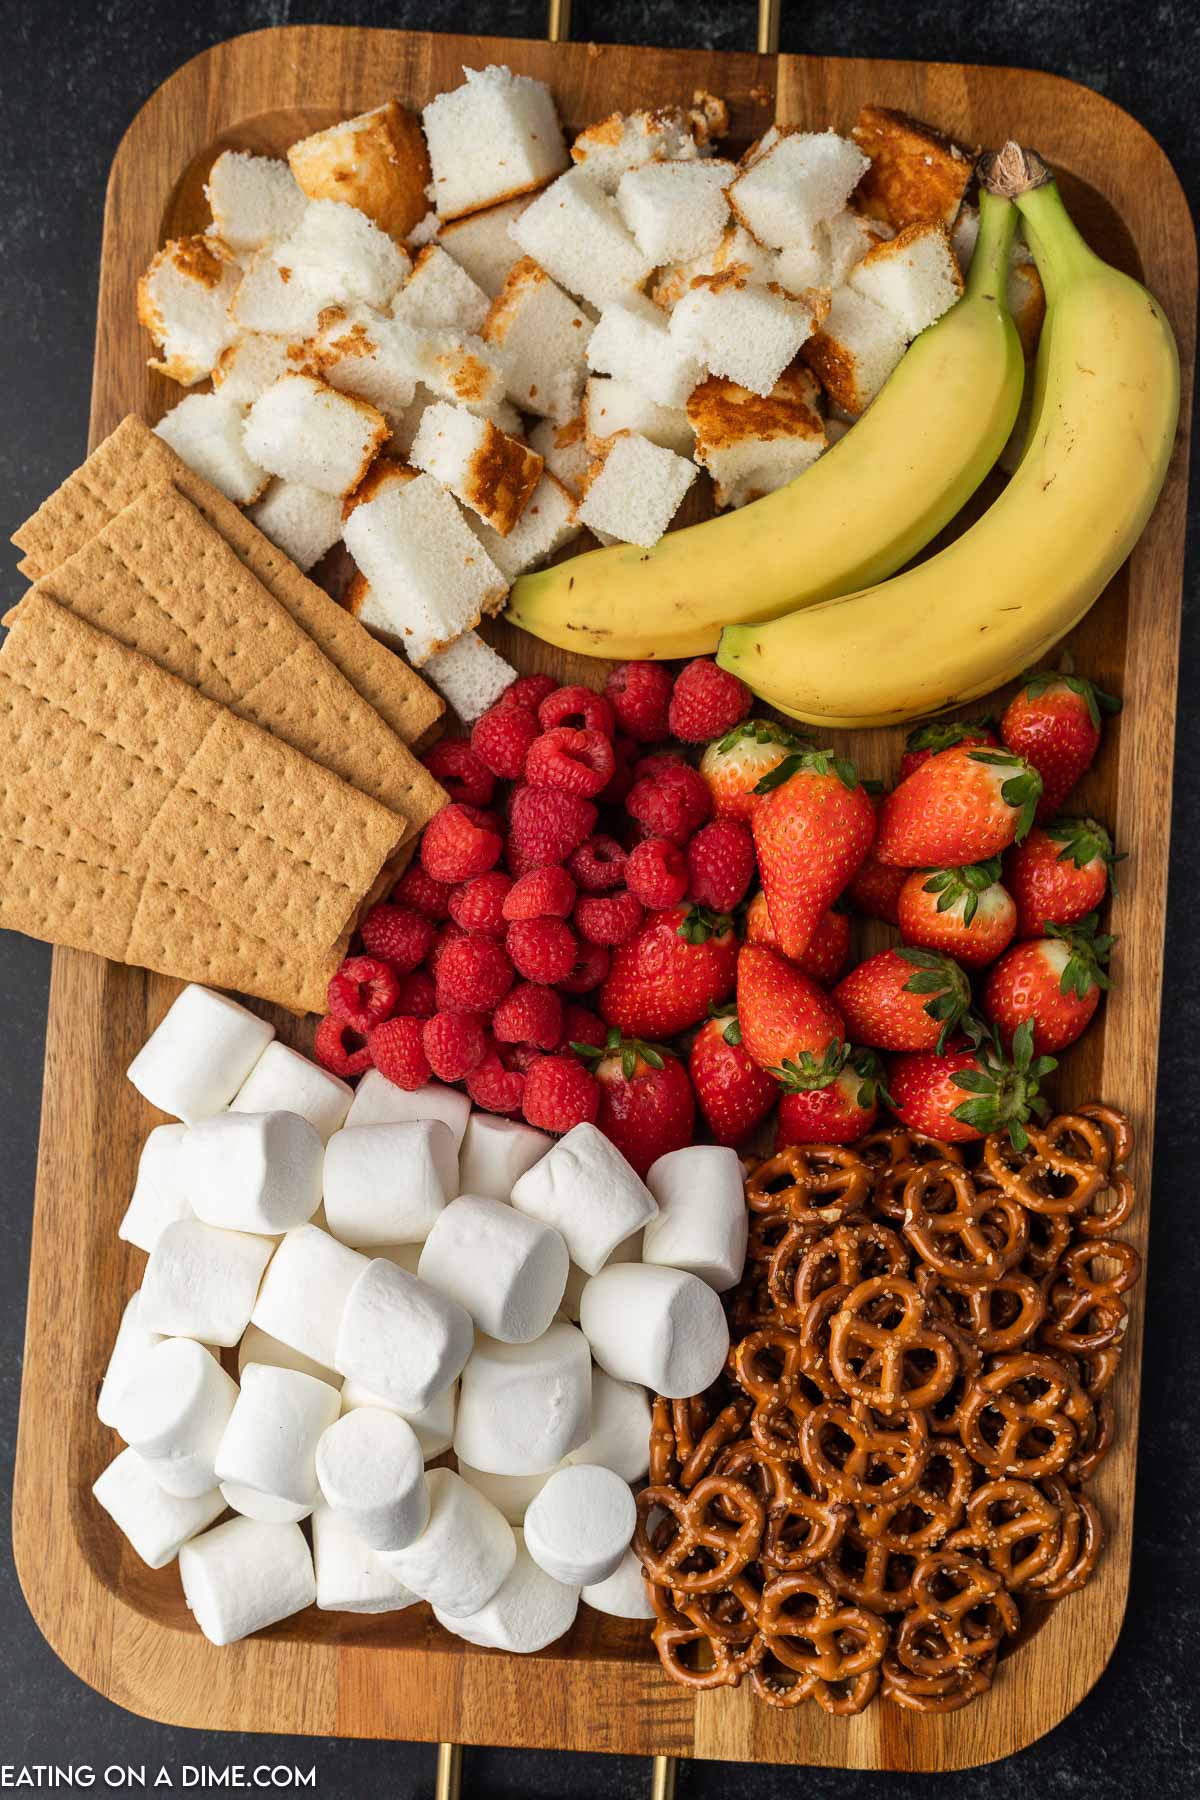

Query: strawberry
888,1020,1056,1146
845,792,907,924
698,718,803,822
751,749,876,961
899,717,998,781
1000,670,1120,820
832,946,971,1054
744,892,851,985
688,1009,779,1147
598,904,737,1038
983,915,1113,1054
896,859,1017,970
1004,818,1121,937
736,945,845,1074
579,1029,697,1175
874,747,1042,868
776,1047,886,1147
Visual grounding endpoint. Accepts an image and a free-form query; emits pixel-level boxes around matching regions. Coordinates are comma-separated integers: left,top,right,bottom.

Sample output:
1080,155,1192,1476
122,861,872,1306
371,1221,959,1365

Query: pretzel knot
635,1476,766,1595
1027,1478,1105,1597
762,1489,849,1572
652,1618,762,1690
896,1550,1020,1675
957,1353,1081,1479
800,1398,930,1507
855,1441,974,1554
882,1649,997,1713
746,1145,871,1227
1041,1238,1140,1357
858,1128,964,1223
956,1270,1047,1354
756,1569,889,1698
828,1275,959,1413
946,1477,1064,1588
982,1122,1108,1217
903,1162,1029,1287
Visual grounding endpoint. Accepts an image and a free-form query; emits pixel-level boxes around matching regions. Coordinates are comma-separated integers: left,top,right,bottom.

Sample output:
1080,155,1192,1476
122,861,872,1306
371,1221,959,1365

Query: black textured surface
1,3,1197,1794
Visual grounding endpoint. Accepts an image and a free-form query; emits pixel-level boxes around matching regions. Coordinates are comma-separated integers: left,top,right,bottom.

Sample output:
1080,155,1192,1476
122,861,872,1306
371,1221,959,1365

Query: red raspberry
429,920,467,972
537,684,616,738
421,803,502,883
506,787,597,870
686,818,755,911
314,1013,372,1077
500,672,558,715
392,862,453,921
367,1016,431,1090
574,892,645,946
524,727,615,798
471,703,541,780
599,733,638,807
493,982,563,1050
668,658,752,742
506,917,577,984
327,955,400,1034
435,933,515,1011
421,738,495,808
448,870,513,935
558,937,611,994
502,1042,542,1074
604,661,674,742
558,1004,608,1051
393,969,436,1018
633,748,687,782
422,1009,488,1081
521,1054,601,1132
502,865,577,921
359,903,436,974
467,1045,526,1114
625,836,689,908
626,762,712,846
569,834,627,893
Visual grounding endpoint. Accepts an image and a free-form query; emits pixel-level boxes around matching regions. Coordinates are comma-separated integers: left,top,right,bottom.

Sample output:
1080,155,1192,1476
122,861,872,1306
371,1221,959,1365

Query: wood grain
11,25,1195,1771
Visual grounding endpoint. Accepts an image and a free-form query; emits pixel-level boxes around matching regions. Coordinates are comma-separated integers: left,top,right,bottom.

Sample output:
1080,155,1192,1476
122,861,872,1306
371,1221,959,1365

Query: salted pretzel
800,1398,930,1507
758,1570,889,1686
746,1145,871,1228
947,1478,1064,1589
896,1551,1020,1676
828,1275,959,1413
956,1353,1082,1480
677,1398,754,1489
635,1476,766,1595
854,1441,974,1554
902,1161,1029,1286
882,1649,997,1713
982,1121,1108,1217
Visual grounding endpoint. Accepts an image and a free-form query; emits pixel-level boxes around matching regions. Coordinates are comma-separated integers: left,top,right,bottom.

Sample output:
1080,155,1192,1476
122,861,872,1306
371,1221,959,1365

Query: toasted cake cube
423,65,568,221
153,392,268,504
482,257,593,422
615,160,735,265
671,273,828,399
851,106,975,230
437,197,534,295
510,169,654,310
288,101,431,241
587,293,704,409
651,223,776,310
774,233,833,294
688,364,826,508
310,303,422,423
464,470,581,580
577,432,697,549
415,330,509,414
206,151,307,253
230,251,333,338
137,236,241,385
389,384,437,457
211,333,298,405
584,377,694,457
728,130,868,250
848,221,963,339
244,372,389,496
392,244,491,333
801,287,907,415
410,401,543,535
528,417,591,496
424,630,518,721
342,455,419,517
273,199,411,309
826,210,893,284
246,479,345,571
572,106,703,194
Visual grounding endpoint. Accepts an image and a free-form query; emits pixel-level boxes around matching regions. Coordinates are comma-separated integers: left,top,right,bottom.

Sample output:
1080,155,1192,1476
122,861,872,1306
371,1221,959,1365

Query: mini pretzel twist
757,1570,889,1688
882,1649,996,1713
635,1476,766,1595
903,1162,1029,1287
855,1442,974,1554
800,1399,930,1507
896,1550,1020,1675
946,1477,1064,1588
956,1353,1081,1480
746,1145,871,1227
982,1122,1108,1216
828,1275,960,1413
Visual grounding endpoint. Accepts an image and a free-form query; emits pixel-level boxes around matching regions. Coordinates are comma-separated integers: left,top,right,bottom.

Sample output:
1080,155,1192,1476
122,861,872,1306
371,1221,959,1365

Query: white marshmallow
237,1322,341,1390
454,1324,592,1475
559,1228,642,1322
179,1111,323,1236
126,985,274,1124
97,1292,164,1428
581,1546,655,1620
344,1072,471,1147
524,1464,635,1587
334,1259,473,1413
511,1124,657,1275
110,1337,239,1497
434,1530,578,1652
370,1242,423,1274
251,1225,369,1369
315,1408,428,1551
456,1461,555,1525
230,1043,352,1143
179,1517,316,1645
214,1363,341,1506
458,1113,552,1201
643,1145,748,1292
93,1448,225,1569
220,1483,311,1525
418,1195,568,1343
311,1504,420,1614
323,1121,457,1247
340,1376,456,1461
140,1219,274,1347
580,1263,731,1399
119,1123,191,1252
378,1467,515,1616
564,1370,652,1484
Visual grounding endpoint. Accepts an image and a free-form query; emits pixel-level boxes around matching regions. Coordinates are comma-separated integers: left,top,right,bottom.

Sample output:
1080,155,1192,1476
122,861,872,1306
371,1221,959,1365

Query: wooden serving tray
12,24,1195,1773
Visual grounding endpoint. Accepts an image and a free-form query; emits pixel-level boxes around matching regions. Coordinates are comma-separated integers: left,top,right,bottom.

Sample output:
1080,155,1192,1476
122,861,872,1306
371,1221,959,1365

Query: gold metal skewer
435,1740,463,1800
650,1752,678,1800
757,0,782,55
547,0,572,44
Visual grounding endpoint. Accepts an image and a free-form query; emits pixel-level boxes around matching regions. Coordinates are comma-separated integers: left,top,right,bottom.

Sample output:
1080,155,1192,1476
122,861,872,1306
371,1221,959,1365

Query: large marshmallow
559,1228,642,1322
311,1504,421,1614
643,1145,748,1292
315,1408,428,1550
511,1124,657,1275
458,1113,551,1201
340,1376,456,1460
111,1337,239,1497
140,1218,274,1346
220,1483,312,1525
579,1263,730,1398
251,1225,369,1368
126,984,274,1123
564,1370,652,1484
93,1448,225,1569
454,1324,592,1475
524,1464,636,1587
418,1194,568,1342
456,1461,555,1526
344,1071,470,1147
180,1110,324,1235
434,1530,578,1652
97,1292,164,1428
179,1517,316,1645
334,1259,473,1413
119,1123,191,1252
323,1120,457,1247
581,1545,656,1620
230,1042,352,1143
214,1363,341,1506
237,1322,341,1389
378,1467,516,1616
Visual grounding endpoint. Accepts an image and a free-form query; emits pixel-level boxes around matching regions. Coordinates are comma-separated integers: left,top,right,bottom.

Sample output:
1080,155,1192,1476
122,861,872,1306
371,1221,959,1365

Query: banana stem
967,191,1018,303
1014,180,1101,293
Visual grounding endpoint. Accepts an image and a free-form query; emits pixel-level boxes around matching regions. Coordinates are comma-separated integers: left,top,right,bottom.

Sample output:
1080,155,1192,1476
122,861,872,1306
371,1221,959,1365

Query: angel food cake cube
528,417,591,495
847,221,963,339
211,334,297,406
243,373,389,497
851,105,975,230
587,293,704,410
205,151,307,254
584,377,693,457
510,169,654,311
310,304,422,423
137,236,241,385
247,480,345,572
671,272,829,399
577,432,697,549
570,96,728,193
801,286,907,415
288,101,432,242
687,365,826,508
229,251,332,339
154,392,268,505
423,631,517,722
410,401,543,536
273,200,411,310
728,129,869,249
392,245,491,333
481,258,593,422
437,197,533,296
615,160,735,266
464,471,581,581
650,222,776,310
423,65,568,221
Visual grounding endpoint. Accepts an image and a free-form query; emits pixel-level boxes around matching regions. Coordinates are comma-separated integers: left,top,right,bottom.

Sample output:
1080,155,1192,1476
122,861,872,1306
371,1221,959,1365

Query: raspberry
327,955,400,1033
626,762,712,846
502,865,577,921
506,786,597,870
521,1054,601,1133
500,672,558,715
359,902,436,974
558,1004,608,1051
633,748,687,782
574,891,645,946
506,917,577,984
558,937,611,994
393,969,436,1018
686,818,755,911
422,1009,488,1082
625,836,689,907
524,727,615,798
502,1042,542,1074
392,862,453,921
569,834,627,893
429,920,467,971
604,661,674,742
668,658,753,742
467,1045,526,1115
421,803,503,883
448,870,513,935
422,737,496,809
598,733,637,807
435,933,515,1011
537,684,616,738
314,1013,372,1077
471,703,541,780
493,982,563,1050
367,1016,431,1090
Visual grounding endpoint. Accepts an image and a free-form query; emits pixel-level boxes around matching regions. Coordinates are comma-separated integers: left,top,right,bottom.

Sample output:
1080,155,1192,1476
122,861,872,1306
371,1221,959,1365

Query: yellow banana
505,193,1024,661
717,150,1180,729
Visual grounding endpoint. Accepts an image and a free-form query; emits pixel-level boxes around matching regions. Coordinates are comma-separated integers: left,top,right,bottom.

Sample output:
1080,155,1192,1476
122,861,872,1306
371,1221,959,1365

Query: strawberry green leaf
949,1019,1056,1146
753,747,861,796
896,946,972,1050
919,858,1002,927
676,905,733,945
715,718,804,756
771,1039,849,1093
1046,913,1114,997
903,716,995,756
1020,669,1122,729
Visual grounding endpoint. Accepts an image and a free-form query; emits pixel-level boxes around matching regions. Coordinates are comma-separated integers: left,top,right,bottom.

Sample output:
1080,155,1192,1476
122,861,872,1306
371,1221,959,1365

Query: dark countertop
2,3,1197,1794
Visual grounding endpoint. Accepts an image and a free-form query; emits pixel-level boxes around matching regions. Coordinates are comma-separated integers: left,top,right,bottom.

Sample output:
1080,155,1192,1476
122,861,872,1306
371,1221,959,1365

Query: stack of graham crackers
3,416,448,1013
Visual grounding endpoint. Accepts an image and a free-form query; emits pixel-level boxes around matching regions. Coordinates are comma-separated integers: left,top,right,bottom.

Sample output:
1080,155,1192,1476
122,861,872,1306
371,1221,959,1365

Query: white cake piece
802,285,908,415
251,1224,369,1369
137,236,241,385
410,400,542,535
334,1259,474,1413
671,273,828,398
422,630,516,723
523,1464,635,1587
586,293,705,409
456,1462,555,1526
528,416,591,495
579,1263,730,1398
309,302,423,424
377,1467,516,1615
287,100,432,242
323,1119,458,1247
464,471,580,582
111,1337,239,1497
215,1363,340,1506
211,333,297,406
93,1448,225,1570
243,477,342,573
229,250,333,338
481,257,594,423
423,65,568,221
826,209,893,283
436,196,533,295
244,372,388,497
576,432,697,551
415,330,512,416
153,391,268,505
119,1122,191,1253
230,1042,352,1143
728,128,869,249
570,104,713,194
563,1370,652,1484
434,1529,578,1652
97,1292,165,1429
643,1144,748,1290
847,219,964,339
510,169,654,310
418,1194,568,1343
616,159,734,265
311,1504,421,1614
273,198,410,309
651,221,777,309
454,1324,592,1475
583,377,694,458
340,1373,456,1462
315,1407,428,1550
140,1219,274,1348
237,1322,341,1390
127,986,272,1124
393,244,491,333
458,1112,551,1201
581,1546,655,1619
687,364,826,509
512,1123,657,1275
179,1110,324,1236
205,150,306,253
179,1517,316,1645
343,1071,472,1144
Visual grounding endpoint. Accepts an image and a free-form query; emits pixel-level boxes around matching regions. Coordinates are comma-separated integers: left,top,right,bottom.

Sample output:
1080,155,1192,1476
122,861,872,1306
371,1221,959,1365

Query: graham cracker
10,415,446,748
